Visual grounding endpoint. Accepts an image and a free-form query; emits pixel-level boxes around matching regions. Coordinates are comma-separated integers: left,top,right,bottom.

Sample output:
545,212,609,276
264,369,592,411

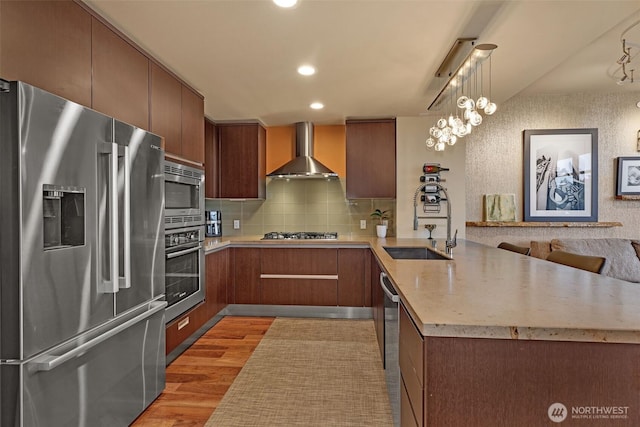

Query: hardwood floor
131,316,274,427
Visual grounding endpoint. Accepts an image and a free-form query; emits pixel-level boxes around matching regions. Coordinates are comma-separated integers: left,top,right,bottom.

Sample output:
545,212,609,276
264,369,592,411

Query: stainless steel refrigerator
0,80,167,426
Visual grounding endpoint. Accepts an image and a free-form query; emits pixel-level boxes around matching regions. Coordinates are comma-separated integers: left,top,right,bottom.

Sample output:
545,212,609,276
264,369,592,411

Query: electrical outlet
360,219,367,229
233,219,240,229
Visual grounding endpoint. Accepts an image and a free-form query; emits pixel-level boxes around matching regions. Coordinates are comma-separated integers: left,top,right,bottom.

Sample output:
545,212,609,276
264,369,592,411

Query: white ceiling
86,0,640,126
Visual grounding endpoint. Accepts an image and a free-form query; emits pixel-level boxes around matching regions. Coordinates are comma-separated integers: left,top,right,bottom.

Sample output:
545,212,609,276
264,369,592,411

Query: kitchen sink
383,246,450,260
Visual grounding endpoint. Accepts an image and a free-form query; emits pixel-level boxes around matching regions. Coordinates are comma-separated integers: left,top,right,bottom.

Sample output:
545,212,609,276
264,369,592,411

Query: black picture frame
616,156,640,196
523,128,598,222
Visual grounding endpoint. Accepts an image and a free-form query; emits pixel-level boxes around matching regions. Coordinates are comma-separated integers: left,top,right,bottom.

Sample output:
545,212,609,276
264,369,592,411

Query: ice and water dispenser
43,184,85,250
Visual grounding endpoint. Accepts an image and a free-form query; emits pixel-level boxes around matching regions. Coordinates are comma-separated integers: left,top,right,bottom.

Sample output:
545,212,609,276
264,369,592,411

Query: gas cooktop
262,231,338,240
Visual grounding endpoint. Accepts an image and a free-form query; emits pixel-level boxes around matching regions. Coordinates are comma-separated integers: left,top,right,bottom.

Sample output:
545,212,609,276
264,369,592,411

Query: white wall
465,91,640,247
396,116,466,240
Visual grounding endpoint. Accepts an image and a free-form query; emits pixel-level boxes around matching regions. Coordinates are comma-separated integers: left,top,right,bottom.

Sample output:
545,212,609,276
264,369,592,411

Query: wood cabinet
165,303,207,356
204,119,219,198
150,64,204,164
206,249,229,318
371,252,385,363
150,62,182,155
232,247,262,304
261,248,338,306
0,0,92,107
399,303,424,427
337,248,370,307
91,18,149,130
345,119,396,199
217,123,266,199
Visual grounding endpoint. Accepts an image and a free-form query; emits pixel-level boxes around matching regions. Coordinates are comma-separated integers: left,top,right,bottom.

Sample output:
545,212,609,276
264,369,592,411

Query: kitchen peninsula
201,236,640,426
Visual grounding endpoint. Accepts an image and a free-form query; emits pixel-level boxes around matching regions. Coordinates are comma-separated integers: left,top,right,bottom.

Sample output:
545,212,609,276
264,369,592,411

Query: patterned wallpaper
465,91,640,247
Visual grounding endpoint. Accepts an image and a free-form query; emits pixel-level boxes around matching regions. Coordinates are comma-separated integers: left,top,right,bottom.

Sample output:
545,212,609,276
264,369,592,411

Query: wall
396,116,467,241
465,91,640,248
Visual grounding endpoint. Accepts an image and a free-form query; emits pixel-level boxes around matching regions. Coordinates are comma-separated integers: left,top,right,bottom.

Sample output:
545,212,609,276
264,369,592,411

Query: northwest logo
548,402,568,423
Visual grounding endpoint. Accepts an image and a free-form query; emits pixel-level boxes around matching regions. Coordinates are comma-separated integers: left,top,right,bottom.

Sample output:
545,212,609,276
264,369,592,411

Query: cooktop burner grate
262,231,338,240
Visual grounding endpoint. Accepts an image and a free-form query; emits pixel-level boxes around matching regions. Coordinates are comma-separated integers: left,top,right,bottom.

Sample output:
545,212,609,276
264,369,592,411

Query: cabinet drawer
261,248,337,275
400,369,423,425
401,375,421,427
261,279,338,305
400,304,424,385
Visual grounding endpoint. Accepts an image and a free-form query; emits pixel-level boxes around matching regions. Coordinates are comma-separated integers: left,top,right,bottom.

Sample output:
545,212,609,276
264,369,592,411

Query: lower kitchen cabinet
206,248,230,317
371,252,385,363
232,247,261,304
337,248,370,307
399,303,424,427
166,248,230,356
261,248,338,305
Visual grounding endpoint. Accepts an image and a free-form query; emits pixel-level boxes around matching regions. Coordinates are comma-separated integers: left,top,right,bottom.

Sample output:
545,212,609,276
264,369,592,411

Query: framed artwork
616,156,640,196
523,128,598,222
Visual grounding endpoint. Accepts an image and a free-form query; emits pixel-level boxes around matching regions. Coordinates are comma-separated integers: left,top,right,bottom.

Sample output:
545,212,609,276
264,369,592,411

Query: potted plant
370,209,390,238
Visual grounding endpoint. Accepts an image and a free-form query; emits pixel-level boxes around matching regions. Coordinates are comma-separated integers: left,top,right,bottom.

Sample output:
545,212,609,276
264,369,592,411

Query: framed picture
523,128,598,222
616,157,640,196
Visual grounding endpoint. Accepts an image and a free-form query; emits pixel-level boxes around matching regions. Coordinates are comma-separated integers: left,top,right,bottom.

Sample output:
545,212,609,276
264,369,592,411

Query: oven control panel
165,227,204,248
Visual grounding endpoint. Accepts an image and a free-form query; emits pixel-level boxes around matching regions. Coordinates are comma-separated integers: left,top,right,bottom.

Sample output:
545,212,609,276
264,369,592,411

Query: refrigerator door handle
27,301,167,372
118,144,131,289
98,142,120,294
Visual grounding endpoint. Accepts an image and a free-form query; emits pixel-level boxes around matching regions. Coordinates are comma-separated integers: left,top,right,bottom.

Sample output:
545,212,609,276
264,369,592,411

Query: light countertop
204,236,640,344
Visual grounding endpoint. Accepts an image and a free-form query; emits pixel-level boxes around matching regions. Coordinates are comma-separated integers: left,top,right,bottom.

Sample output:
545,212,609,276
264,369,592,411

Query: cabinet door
346,119,396,199
181,85,205,164
0,1,92,107
371,252,385,362
337,248,367,306
92,18,149,130
232,247,261,304
204,119,219,198
218,123,266,199
150,62,182,154
206,249,229,318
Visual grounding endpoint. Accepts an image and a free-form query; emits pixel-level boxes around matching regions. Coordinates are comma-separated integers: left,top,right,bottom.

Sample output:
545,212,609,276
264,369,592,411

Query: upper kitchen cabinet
150,63,182,155
204,119,219,198
0,1,92,107
150,62,205,164
345,119,396,199
180,85,205,164
92,18,149,130
217,123,266,199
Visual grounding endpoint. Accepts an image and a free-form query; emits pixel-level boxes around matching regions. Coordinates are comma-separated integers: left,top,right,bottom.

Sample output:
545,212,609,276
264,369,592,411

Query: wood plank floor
131,316,274,427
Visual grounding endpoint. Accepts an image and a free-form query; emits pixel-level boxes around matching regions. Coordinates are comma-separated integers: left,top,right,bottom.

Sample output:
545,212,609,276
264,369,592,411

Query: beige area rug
205,318,393,427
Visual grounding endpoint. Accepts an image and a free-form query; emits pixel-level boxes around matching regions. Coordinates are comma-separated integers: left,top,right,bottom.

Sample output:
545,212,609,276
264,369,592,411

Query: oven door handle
167,245,202,259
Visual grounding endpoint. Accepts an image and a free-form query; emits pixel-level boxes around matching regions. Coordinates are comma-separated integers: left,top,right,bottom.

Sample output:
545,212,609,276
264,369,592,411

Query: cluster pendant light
426,43,498,152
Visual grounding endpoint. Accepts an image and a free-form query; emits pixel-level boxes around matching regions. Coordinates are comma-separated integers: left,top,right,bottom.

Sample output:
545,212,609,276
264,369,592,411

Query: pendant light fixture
425,40,498,152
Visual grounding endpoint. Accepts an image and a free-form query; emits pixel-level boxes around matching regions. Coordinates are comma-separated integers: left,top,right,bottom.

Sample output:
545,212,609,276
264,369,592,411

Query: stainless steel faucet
413,183,457,256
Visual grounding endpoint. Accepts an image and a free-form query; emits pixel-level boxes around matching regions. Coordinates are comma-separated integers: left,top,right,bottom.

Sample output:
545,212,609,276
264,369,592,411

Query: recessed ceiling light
273,0,297,8
297,65,316,76
310,102,324,110
636,101,640,109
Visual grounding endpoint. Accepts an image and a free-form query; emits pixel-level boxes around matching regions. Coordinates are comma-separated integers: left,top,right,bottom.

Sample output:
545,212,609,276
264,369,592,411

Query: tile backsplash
205,179,395,238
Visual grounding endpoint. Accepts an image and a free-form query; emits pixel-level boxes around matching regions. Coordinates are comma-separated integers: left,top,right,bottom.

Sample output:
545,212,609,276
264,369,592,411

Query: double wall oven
164,160,205,322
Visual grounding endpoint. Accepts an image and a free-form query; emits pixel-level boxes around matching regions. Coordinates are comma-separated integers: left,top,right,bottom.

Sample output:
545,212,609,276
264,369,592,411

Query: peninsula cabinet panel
345,119,396,199
399,304,424,427
204,119,219,198
91,18,149,130
261,279,338,306
217,123,266,199
337,248,368,307
206,249,229,318
181,85,205,164
232,247,261,304
422,337,640,426
150,62,182,154
0,0,92,107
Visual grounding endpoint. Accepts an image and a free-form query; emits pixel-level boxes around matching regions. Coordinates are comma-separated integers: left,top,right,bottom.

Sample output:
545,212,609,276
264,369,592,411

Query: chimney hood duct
267,122,338,179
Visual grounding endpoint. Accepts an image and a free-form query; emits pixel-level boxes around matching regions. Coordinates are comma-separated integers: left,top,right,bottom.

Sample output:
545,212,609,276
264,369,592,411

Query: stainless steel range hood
267,122,338,179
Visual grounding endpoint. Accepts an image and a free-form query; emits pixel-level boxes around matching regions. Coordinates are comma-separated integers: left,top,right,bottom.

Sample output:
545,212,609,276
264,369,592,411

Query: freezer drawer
0,301,166,427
